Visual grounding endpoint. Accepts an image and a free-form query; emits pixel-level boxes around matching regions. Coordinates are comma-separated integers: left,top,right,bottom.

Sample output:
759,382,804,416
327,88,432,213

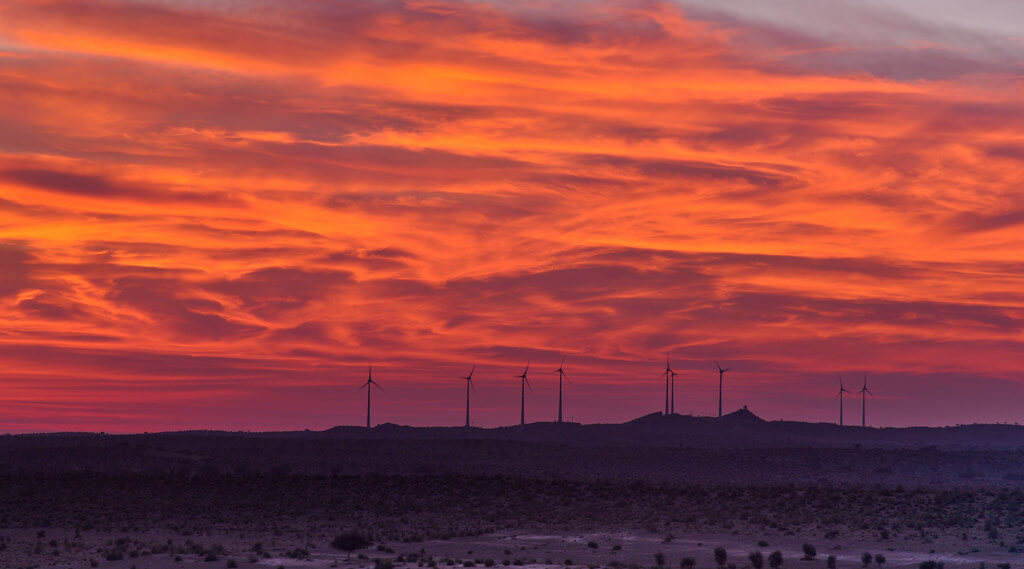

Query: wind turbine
859,374,872,427
555,356,568,423
663,357,677,415
836,375,850,426
714,361,731,418
462,365,476,428
359,364,382,428
517,362,531,426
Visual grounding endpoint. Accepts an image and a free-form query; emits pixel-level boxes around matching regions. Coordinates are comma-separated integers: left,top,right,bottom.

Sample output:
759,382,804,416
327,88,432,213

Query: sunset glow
1,0,1023,431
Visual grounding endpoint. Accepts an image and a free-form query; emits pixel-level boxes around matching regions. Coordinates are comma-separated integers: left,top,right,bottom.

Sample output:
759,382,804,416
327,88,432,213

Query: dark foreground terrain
3,413,1024,569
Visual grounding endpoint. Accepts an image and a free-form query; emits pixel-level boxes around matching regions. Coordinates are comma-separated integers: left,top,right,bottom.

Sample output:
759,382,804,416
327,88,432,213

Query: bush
802,544,816,560
332,532,372,559
715,547,728,568
827,556,836,569
655,553,666,567
749,551,764,569
227,561,238,569
681,558,696,569
769,551,783,569
874,555,885,567
862,553,873,567
588,542,599,549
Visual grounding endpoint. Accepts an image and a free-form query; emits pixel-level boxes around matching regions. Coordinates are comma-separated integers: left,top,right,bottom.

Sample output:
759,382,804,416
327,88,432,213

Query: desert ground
3,419,1024,569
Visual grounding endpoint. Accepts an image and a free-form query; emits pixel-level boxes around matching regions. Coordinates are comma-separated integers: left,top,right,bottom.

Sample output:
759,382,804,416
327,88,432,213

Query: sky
0,0,1023,432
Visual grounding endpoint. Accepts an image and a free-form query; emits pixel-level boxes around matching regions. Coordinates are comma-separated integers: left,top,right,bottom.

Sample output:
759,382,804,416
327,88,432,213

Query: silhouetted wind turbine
836,375,850,426
517,362,531,426
714,361,731,418
663,357,677,415
859,374,872,427
462,365,476,428
555,356,568,423
359,364,381,428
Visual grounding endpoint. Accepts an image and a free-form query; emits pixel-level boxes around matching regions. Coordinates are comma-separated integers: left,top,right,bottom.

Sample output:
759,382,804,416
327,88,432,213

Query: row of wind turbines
359,357,875,429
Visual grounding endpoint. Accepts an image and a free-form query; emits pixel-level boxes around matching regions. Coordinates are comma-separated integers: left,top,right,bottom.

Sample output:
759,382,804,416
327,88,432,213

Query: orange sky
1,0,1023,432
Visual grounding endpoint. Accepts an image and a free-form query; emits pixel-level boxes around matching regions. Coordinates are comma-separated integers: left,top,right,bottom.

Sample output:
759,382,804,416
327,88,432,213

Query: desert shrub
862,553,872,567
655,552,666,567
827,556,836,569
874,555,885,567
227,560,238,568
681,558,696,569
612,545,622,551
715,547,728,568
919,562,943,569
377,561,396,569
588,542,599,549
768,551,783,569
758,541,770,548
802,544,816,560
332,531,372,559
204,553,219,562
749,551,764,569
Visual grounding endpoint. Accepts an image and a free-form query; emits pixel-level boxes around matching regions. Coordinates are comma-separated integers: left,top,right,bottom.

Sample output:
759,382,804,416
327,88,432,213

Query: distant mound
721,405,765,425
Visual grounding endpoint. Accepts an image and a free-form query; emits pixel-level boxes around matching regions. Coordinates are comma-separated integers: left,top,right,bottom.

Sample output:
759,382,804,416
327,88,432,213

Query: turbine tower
555,356,568,423
714,361,731,418
517,362,531,426
663,357,677,415
462,365,475,428
859,374,872,427
359,364,381,428
836,375,850,426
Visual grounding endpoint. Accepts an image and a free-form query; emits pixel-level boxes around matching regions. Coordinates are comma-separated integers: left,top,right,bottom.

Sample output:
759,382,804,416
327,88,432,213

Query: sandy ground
0,526,1008,569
